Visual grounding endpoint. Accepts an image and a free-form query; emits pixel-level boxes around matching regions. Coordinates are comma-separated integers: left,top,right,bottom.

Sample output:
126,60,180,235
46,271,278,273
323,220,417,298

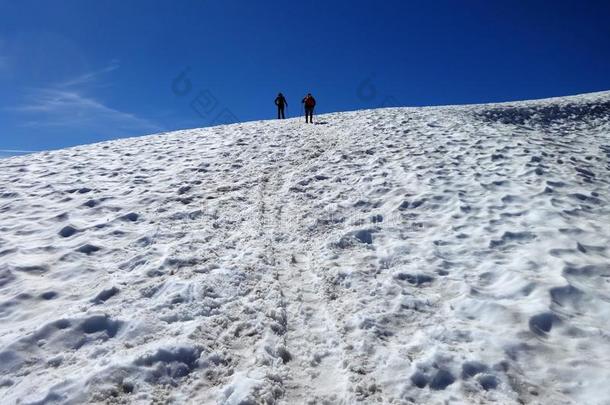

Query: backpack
305,96,315,107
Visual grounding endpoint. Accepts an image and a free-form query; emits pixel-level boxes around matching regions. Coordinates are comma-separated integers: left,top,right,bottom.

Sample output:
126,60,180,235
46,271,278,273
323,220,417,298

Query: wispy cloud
10,61,162,136
58,59,120,87
15,88,161,132
0,149,35,153
0,149,36,159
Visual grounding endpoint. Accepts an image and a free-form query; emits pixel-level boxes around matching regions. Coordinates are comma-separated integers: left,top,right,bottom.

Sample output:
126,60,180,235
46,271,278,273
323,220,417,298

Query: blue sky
1,0,609,154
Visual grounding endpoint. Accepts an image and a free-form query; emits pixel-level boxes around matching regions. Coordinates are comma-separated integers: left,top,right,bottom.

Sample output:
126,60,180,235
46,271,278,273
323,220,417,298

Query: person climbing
302,93,316,123
275,93,287,119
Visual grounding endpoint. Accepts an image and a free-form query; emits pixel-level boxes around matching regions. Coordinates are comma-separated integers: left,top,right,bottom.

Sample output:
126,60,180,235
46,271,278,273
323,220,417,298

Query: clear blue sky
1,0,609,154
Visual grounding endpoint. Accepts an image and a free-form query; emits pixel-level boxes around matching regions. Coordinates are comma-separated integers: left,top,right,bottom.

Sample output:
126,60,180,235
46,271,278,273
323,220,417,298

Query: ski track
0,91,610,404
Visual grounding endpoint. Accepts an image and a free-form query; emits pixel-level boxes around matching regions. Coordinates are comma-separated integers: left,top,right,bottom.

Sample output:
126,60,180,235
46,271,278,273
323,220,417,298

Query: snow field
0,91,609,404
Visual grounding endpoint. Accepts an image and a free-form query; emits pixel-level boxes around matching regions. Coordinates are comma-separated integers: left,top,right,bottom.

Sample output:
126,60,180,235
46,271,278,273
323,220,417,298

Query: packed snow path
1,91,610,404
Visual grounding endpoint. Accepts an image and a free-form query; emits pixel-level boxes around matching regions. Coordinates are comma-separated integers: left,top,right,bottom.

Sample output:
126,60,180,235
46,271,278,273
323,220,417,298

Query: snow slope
1,91,609,405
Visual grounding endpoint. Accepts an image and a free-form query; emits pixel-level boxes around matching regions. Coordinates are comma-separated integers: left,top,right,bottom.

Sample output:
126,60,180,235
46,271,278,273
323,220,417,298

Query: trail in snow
0,91,609,404
270,127,351,404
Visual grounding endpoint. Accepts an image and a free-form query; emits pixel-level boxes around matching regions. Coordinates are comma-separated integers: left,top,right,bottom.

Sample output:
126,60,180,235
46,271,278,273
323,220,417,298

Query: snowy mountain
1,91,609,405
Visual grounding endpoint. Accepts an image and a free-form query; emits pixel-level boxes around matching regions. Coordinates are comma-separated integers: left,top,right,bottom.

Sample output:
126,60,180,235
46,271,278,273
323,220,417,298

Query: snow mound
1,91,610,404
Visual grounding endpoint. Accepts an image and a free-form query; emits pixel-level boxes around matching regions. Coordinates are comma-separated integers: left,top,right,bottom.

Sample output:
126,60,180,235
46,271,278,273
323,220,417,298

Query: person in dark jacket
275,93,287,119
302,93,316,123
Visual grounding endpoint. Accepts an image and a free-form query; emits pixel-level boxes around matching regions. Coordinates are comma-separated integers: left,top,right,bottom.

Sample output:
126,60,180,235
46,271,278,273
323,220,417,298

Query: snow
1,90,610,404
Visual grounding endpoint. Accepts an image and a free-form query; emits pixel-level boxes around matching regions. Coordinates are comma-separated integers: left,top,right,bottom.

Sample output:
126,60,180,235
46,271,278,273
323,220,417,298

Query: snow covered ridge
0,91,609,404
